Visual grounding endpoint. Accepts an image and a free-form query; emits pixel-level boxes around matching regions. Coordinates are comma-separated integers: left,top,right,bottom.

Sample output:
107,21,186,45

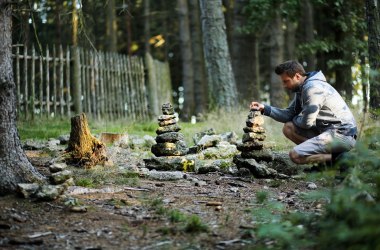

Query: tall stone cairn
233,109,279,177
151,103,189,156
236,110,266,154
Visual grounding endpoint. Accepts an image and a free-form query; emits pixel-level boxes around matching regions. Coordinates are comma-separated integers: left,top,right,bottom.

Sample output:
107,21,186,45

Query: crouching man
250,60,357,164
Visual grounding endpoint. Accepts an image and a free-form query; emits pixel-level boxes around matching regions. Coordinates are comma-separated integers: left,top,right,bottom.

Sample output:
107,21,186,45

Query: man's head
275,61,306,91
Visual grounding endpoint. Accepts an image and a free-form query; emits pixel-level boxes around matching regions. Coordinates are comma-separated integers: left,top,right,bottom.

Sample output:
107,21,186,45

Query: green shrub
250,130,380,250
184,215,208,233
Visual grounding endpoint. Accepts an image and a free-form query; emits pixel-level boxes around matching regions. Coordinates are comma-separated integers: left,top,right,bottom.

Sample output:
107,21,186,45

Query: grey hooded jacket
263,71,357,136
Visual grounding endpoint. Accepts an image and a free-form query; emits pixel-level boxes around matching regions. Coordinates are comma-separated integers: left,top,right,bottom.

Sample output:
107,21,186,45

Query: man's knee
283,122,295,138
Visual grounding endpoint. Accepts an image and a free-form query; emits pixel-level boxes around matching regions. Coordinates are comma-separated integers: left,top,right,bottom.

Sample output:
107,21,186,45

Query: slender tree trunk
0,1,45,194
301,0,316,70
72,0,78,46
177,0,194,120
125,10,132,55
199,0,238,111
55,0,62,45
20,6,30,45
366,0,380,110
144,0,150,54
231,0,257,103
285,19,296,60
252,36,260,100
189,0,207,116
106,0,117,52
269,10,286,107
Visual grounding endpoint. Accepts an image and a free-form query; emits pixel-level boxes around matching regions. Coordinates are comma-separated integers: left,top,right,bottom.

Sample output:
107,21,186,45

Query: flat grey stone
148,171,184,181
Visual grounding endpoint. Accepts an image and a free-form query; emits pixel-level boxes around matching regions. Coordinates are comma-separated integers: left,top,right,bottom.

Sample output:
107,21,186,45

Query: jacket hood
294,71,326,92
306,71,326,82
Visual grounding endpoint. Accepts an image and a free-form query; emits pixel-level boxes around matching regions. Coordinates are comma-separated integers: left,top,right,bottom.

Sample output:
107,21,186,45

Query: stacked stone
233,109,279,178
236,110,266,156
151,103,188,156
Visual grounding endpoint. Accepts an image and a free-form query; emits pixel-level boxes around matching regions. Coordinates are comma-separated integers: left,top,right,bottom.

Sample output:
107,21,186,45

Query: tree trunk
231,0,257,103
66,113,107,168
144,0,151,54
301,0,316,71
0,1,45,194
366,0,380,110
177,0,194,121
189,0,208,116
145,52,159,117
72,0,78,46
106,0,117,52
269,10,286,107
199,0,238,111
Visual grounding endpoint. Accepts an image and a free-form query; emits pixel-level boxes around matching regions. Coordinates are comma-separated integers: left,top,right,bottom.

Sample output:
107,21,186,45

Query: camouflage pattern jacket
263,71,357,136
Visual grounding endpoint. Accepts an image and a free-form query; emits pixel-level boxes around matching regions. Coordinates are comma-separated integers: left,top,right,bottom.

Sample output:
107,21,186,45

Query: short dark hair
274,60,306,77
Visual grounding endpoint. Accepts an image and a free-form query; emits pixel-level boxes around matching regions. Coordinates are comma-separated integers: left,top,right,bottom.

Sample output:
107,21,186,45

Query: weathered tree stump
66,113,107,168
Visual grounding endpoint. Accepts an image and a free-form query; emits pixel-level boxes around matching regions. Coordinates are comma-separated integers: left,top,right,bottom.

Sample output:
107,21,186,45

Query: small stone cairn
233,109,277,177
144,103,193,171
151,103,188,157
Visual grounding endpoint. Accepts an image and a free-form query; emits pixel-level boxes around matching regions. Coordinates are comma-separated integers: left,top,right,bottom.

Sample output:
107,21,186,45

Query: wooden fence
13,45,149,120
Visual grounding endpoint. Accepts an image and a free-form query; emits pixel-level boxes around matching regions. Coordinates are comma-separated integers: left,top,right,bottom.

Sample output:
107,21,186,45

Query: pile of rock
233,110,278,178
144,103,193,172
151,103,188,156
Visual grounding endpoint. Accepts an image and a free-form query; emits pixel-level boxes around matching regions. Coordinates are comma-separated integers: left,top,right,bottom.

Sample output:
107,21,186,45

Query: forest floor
0,144,329,250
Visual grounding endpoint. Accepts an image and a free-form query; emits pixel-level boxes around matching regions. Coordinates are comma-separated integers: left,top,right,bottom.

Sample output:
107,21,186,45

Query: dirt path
0,149,322,249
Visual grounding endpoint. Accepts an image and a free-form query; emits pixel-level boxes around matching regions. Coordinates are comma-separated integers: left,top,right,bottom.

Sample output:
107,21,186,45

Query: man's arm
260,95,300,123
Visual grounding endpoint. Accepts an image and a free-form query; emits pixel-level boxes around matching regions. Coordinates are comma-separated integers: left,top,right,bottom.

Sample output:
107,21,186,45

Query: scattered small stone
17,183,40,198
35,185,66,201
50,170,72,184
148,171,184,181
11,213,27,222
69,206,87,213
28,231,53,238
206,201,223,206
307,182,318,190
194,180,207,186
215,206,222,211
49,162,67,173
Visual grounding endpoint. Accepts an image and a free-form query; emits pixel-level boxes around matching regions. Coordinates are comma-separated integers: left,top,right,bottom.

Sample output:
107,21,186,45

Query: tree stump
66,113,108,168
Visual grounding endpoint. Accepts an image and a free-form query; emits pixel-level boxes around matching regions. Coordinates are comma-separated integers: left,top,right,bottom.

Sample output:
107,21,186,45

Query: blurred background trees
12,0,377,119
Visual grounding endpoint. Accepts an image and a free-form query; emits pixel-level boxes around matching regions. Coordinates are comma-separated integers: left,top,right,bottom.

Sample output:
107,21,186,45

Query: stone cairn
238,110,266,153
144,103,192,171
151,103,188,157
233,109,277,177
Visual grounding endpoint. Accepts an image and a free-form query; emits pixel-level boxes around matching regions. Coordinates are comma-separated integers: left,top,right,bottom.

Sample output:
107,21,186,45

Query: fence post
72,46,82,114
145,52,158,118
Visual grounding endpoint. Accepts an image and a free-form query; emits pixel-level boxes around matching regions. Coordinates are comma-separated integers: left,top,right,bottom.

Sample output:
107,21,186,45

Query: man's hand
250,102,264,112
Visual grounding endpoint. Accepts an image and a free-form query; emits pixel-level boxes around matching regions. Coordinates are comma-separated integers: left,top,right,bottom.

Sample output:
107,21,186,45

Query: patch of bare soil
0,149,323,250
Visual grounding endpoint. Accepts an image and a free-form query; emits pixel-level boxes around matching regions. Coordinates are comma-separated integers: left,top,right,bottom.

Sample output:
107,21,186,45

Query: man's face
280,73,303,91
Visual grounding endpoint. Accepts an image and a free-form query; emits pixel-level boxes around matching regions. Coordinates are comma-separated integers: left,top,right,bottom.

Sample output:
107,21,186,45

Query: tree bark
144,0,151,54
231,0,257,103
189,0,208,116
269,10,286,107
106,0,117,52
366,0,380,110
301,0,316,71
177,0,194,120
66,113,107,168
72,0,78,46
0,1,45,194
199,0,238,111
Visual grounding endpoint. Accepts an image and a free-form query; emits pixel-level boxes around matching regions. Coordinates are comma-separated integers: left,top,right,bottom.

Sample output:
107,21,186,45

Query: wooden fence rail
12,45,149,120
